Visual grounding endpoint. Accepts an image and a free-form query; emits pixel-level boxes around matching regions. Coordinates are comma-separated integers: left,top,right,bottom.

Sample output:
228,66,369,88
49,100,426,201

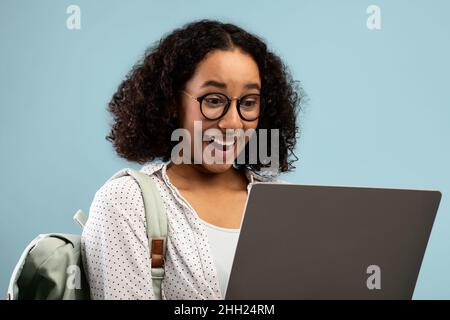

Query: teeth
205,136,235,146
214,138,234,146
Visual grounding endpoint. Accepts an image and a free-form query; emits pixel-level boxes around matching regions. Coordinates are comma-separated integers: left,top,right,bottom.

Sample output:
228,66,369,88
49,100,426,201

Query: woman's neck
166,163,248,191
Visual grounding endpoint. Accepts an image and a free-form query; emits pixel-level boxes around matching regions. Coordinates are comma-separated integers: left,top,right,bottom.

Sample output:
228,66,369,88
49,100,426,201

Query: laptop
225,183,442,300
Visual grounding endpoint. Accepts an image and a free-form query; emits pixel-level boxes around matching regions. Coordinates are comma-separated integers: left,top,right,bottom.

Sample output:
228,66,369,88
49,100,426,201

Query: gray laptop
225,183,441,300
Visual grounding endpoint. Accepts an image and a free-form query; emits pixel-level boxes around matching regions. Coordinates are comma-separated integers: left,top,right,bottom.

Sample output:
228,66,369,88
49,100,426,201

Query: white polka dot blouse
81,160,278,300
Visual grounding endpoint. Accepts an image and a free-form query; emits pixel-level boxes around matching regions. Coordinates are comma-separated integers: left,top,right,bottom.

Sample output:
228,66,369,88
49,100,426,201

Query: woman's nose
218,100,244,130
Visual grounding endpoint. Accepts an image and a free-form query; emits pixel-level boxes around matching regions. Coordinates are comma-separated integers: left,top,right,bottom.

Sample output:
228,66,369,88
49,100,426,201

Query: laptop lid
225,183,441,299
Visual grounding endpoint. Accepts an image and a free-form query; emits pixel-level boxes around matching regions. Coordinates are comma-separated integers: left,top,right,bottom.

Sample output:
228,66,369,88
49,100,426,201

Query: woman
81,19,303,299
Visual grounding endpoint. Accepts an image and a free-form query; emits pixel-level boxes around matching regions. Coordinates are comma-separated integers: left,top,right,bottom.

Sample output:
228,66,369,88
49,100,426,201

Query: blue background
1,0,449,299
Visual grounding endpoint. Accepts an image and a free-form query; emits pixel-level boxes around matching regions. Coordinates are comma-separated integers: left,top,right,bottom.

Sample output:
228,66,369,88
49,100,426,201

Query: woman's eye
205,96,226,106
242,100,256,107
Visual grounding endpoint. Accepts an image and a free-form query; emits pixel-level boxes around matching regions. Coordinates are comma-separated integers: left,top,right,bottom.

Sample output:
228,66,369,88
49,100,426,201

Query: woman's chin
199,162,234,174
198,140,238,173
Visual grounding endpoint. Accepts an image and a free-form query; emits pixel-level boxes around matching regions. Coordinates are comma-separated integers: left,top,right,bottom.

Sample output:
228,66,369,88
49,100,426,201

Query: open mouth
205,135,236,152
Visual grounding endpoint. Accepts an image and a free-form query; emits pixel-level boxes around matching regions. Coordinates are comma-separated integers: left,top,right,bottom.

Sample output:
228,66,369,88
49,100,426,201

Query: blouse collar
140,160,274,185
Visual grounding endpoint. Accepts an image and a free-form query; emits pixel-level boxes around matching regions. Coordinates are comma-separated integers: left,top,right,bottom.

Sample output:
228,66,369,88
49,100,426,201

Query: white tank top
200,219,241,298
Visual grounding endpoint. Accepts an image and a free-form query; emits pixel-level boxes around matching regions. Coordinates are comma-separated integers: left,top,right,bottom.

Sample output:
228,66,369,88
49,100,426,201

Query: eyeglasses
182,90,261,121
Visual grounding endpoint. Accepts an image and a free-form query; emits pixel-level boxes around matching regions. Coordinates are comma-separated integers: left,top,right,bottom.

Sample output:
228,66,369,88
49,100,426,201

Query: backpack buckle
151,239,165,268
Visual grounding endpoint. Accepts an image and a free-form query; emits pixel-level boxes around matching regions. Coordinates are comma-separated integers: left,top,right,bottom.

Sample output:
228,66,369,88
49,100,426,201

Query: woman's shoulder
95,173,139,201
96,162,165,196
84,169,149,238
89,162,168,216
88,174,141,224
88,164,158,218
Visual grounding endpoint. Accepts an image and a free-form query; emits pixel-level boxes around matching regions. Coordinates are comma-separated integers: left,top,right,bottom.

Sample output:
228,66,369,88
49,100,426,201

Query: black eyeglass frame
182,90,262,121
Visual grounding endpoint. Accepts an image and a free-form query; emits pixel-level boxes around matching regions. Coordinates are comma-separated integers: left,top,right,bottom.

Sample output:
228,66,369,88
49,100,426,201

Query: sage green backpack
7,168,168,300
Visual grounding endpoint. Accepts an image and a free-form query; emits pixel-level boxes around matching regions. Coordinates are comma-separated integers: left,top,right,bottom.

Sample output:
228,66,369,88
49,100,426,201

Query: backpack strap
73,209,88,229
125,169,168,300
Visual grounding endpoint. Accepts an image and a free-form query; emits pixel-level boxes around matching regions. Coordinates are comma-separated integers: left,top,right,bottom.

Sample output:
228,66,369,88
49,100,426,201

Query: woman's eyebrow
200,80,261,90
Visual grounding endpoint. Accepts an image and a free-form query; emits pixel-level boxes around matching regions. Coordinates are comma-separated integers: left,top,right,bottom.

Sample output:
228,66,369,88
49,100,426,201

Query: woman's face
179,48,261,174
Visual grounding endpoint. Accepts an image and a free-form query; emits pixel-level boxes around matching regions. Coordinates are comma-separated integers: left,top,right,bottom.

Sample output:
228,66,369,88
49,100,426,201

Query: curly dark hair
106,19,305,174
